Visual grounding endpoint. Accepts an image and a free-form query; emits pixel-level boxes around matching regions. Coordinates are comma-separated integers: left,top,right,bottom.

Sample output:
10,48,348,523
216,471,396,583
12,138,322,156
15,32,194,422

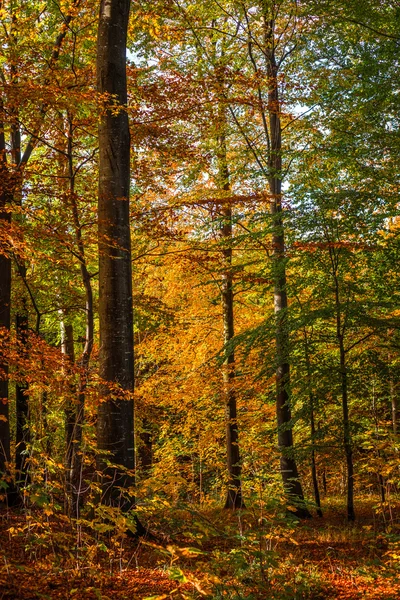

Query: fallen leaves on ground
1,498,400,599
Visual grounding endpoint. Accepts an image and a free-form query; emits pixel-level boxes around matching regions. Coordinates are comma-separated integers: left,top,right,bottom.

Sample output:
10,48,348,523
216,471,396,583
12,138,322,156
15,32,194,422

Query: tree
287,0,400,520
216,105,244,510
0,0,80,502
128,0,311,514
96,0,137,512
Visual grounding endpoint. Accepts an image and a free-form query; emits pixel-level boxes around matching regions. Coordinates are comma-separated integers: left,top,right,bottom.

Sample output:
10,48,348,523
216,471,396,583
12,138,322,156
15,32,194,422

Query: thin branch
228,105,269,178
345,332,375,354
337,16,400,42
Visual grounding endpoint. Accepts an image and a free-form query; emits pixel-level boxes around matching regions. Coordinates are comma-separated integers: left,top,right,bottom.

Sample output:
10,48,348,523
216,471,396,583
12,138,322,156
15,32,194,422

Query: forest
0,0,399,598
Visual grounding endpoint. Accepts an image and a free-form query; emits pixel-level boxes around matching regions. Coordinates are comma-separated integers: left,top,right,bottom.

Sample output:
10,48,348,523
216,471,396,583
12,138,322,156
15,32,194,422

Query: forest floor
0,495,400,599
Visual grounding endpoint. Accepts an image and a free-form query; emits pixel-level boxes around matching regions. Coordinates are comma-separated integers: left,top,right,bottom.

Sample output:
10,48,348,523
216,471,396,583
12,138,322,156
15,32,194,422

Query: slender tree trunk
303,328,322,516
0,214,11,482
330,248,355,521
15,309,30,484
65,113,94,516
0,3,77,500
390,367,398,435
61,321,78,513
264,15,309,517
216,120,243,510
339,340,355,521
96,0,137,512
0,6,77,503
41,387,52,486
322,467,327,495
0,97,12,491
221,229,243,510
310,396,322,517
12,74,30,488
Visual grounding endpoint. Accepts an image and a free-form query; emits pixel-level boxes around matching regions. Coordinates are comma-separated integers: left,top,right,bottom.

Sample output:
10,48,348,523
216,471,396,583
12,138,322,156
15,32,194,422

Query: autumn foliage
0,0,400,598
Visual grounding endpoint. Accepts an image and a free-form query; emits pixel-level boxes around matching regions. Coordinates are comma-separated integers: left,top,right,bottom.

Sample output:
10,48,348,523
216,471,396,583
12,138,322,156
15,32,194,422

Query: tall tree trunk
0,201,11,483
264,14,309,517
322,467,327,495
96,0,136,511
390,365,398,435
0,3,77,500
0,97,13,498
339,340,355,521
303,329,322,516
12,67,30,488
330,246,355,521
61,320,79,514
216,118,243,510
221,216,243,509
64,112,94,516
15,309,30,485
310,395,322,517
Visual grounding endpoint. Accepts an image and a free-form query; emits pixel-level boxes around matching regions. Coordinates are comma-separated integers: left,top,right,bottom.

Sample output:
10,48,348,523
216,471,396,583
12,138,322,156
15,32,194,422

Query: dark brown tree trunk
0,4,77,501
390,369,398,435
216,120,243,510
221,232,243,510
330,244,355,521
303,329,322,516
339,341,355,521
12,78,30,489
264,16,309,518
0,224,11,483
310,398,322,517
0,97,12,493
322,468,327,495
96,0,136,511
61,321,79,514
15,309,30,485
41,387,51,487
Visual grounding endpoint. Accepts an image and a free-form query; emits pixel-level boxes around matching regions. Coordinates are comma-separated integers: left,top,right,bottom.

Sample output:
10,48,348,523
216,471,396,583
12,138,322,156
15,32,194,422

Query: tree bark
216,118,243,510
96,0,136,511
64,113,94,516
0,3,78,502
15,310,30,485
390,367,398,435
0,97,12,488
61,321,80,515
12,65,30,489
310,396,322,517
221,225,243,510
303,328,322,516
329,245,355,521
322,467,327,495
263,14,309,518
339,340,355,521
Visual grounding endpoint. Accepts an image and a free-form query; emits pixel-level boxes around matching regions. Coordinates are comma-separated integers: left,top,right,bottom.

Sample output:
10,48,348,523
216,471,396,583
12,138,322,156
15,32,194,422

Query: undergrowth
1,494,400,599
